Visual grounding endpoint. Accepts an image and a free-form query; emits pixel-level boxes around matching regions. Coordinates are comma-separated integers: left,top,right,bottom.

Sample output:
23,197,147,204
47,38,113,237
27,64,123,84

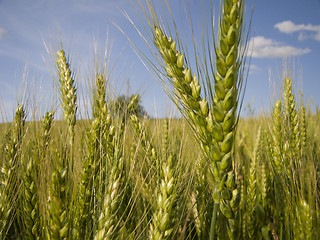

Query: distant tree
112,94,148,118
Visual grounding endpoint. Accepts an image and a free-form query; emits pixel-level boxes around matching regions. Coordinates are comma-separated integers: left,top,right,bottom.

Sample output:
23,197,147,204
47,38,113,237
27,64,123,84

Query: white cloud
274,20,320,42
247,36,310,58
298,32,309,41
0,27,7,39
249,64,260,71
315,31,320,41
247,64,260,75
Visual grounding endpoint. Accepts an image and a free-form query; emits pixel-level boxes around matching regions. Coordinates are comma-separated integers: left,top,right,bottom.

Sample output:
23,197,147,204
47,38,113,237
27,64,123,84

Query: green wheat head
56,46,77,153
0,105,26,239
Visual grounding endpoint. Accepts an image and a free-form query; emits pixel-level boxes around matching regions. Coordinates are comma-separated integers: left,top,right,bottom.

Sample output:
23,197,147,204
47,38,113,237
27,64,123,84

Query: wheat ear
42,111,54,150
154,27,211,147
206,0,245,238
271,100,284,173
21,111,54,239
23,157,41,239
46,147,72,239
149,154,177,239
283,78,299,162
75,73,111,238
0,105,25,238
56,47,77,171
94,119,125,240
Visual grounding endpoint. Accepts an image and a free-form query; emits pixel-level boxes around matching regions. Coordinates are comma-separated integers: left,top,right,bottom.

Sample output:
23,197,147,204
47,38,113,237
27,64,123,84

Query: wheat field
1,0,320,239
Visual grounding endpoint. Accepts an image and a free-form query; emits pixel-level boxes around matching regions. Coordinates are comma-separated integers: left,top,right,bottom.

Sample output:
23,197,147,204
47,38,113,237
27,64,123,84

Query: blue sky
0,0,320,121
